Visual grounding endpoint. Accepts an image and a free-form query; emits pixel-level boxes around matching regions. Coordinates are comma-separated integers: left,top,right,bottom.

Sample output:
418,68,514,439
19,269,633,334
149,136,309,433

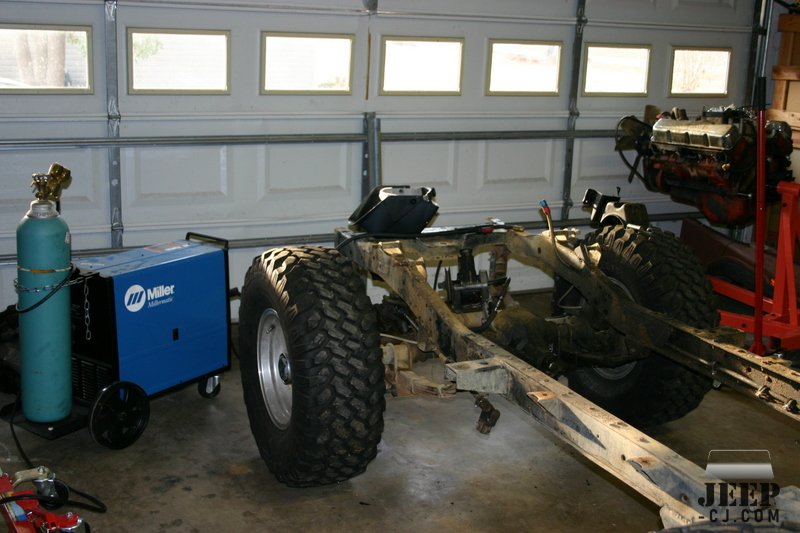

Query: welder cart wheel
197,376,221,398
567,225,719,427
238,246,385,487
89,381,150,449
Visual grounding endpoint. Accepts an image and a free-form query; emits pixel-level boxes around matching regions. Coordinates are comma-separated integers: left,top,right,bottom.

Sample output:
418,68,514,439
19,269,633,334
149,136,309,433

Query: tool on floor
0,464,88,533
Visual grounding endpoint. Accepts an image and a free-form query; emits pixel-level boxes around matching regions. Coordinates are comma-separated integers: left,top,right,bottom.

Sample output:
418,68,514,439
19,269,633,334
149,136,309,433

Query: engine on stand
616,105,793,225
616,104,800,352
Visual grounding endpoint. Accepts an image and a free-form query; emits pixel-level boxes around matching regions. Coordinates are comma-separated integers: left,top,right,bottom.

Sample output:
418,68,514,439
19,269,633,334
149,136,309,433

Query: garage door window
670,47,731,96
261,33,353,94
0,25,92,93
487,40,561,95
583,44,650,95
381,37,463,95
128,29,230,94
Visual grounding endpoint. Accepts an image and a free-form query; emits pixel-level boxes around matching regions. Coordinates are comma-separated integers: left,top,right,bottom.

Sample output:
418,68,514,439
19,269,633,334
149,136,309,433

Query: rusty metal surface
336,225,800,525
501,228,800,423
338,226,800,421
394,370,456,397
382,341,457,398
444,358,510,394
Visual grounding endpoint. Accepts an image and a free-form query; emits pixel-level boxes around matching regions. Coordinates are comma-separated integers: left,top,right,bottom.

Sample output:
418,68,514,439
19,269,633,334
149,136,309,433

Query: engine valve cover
651,119,739,152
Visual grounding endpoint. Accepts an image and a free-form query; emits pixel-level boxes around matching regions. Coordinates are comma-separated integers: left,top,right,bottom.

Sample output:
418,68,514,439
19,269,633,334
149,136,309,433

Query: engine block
622,107,793,226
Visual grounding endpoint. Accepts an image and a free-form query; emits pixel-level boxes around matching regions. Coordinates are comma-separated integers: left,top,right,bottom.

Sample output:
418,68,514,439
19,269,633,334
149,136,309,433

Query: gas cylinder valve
31,163,71,203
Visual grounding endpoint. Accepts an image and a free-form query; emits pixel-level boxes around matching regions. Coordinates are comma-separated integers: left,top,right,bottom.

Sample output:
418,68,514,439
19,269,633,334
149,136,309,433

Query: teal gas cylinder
16,164,73,423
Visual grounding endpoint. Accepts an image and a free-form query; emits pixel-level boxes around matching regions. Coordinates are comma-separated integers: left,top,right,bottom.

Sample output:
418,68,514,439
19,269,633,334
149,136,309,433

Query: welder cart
6,233,232,449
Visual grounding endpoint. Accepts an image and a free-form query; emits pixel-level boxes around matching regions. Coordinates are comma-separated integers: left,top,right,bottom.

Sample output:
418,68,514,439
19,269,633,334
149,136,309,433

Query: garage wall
0,0,761,310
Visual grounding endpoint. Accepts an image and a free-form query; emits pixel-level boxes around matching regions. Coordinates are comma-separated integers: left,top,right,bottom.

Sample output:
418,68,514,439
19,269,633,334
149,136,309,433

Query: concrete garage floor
1,320,799,532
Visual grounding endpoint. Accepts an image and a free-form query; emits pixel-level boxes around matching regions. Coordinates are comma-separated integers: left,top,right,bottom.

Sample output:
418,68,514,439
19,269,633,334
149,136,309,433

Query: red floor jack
0,466,87,532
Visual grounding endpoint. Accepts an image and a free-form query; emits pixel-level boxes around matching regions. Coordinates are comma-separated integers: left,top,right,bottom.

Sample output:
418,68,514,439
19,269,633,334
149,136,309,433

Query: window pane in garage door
584,44,650,95
487,40,561,95
262,33,353,94
381,37,463,94
670,47,731,96
128,29,229,93
0,25,91,92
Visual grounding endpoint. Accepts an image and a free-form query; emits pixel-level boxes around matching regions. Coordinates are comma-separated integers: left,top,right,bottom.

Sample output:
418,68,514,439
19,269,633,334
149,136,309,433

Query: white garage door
0,0,761,308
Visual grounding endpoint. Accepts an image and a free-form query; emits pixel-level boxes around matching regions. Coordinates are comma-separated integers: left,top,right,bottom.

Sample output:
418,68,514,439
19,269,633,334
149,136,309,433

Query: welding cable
8,396,108,513
0,487,67,508
432,260,443,292
471,277,511,333
14,265,77,314
9,397,33,468
539,200,574,271
614,116,649,183
0,486,105,513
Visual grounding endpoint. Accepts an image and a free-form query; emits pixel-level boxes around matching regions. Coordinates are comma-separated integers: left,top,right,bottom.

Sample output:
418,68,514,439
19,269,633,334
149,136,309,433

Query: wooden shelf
772,14,800,148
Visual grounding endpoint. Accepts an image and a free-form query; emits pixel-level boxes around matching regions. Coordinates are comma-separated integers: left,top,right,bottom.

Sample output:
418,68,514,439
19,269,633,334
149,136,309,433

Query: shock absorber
15,164,73,423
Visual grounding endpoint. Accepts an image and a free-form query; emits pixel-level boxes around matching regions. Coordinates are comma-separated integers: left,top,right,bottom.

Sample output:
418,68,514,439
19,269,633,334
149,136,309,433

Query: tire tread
572,225,718,427
239,246,385,487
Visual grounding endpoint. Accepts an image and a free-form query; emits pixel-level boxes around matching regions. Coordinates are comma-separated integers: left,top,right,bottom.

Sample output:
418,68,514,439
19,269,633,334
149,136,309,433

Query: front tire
567,225,719,427
239,246,385,487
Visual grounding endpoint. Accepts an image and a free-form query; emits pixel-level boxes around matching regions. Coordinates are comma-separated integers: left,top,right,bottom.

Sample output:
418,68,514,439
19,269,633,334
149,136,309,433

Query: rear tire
567,225,719,427
238,246,385,487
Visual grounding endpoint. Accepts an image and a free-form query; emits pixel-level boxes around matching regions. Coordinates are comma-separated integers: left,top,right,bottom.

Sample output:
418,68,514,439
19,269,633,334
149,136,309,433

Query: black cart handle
185,232,229,250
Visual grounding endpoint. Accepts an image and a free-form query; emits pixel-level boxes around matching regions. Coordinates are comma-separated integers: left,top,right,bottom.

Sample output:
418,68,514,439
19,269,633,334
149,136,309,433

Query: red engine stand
709,181,800,351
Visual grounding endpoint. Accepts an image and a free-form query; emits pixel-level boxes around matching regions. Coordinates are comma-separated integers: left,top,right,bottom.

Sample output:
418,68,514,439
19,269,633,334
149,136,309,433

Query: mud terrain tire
567,225,718,427
239,246,385,486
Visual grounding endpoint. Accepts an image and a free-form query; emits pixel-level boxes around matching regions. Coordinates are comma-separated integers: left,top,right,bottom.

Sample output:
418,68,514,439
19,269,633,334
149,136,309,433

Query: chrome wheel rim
257,308,292,429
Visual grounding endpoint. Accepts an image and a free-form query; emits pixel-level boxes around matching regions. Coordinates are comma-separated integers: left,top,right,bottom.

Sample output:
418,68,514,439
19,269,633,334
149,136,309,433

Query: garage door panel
588,0,749,26
572,137,680,208
578,26,750,116
122,146,232,205
117,6,369,117
119,115,365,137
122,144,236,229
382,141,457,190
0,149,108,255
384,138,563,215
572,138,624,186
256,143,360,221
261,144,352,195
479,139,555,189
378,0,576,20
121,142,360,229
0,117,107,140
